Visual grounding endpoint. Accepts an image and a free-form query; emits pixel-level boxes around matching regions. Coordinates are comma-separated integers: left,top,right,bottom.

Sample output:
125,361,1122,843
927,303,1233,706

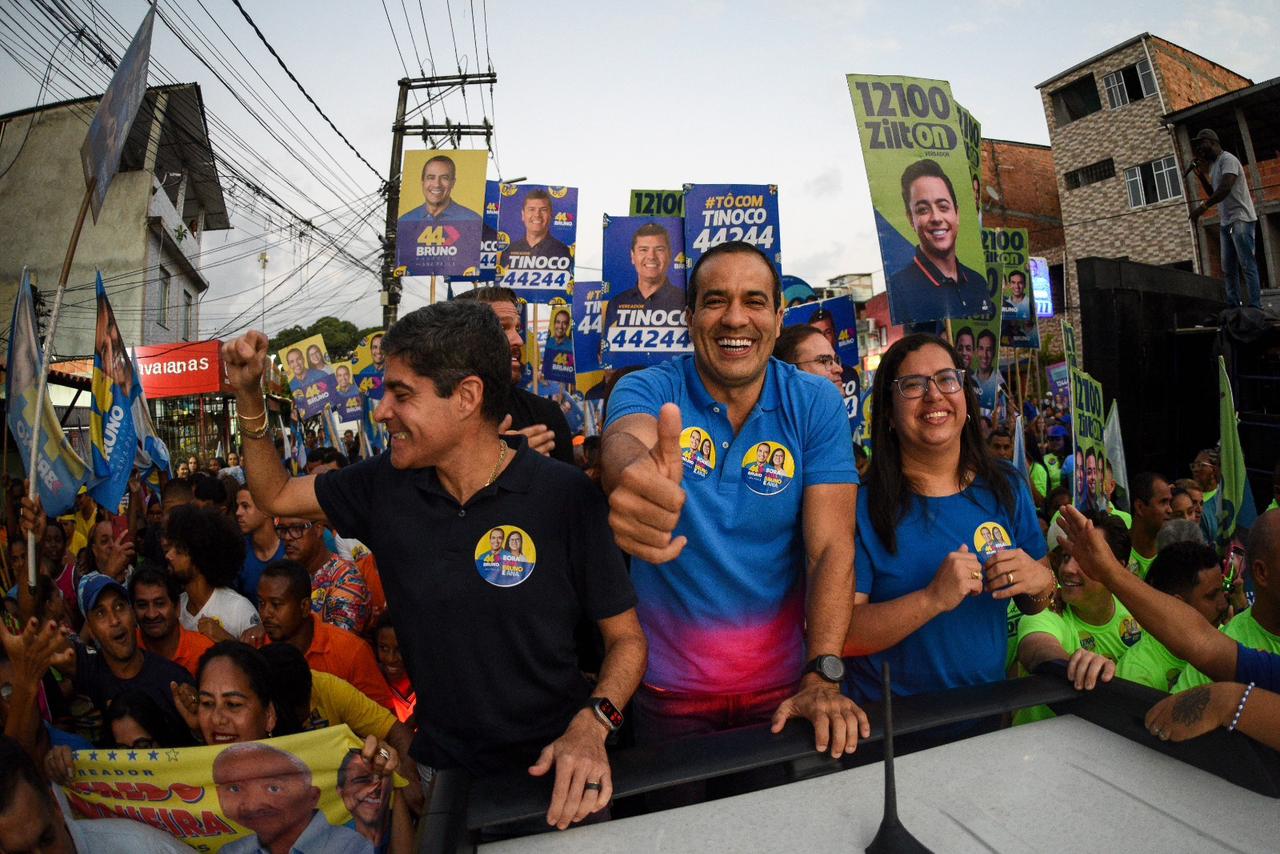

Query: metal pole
382,80,410,330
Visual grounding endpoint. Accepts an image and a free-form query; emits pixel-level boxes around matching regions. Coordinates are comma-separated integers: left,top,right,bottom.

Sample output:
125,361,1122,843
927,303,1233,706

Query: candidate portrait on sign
602,222,684,334
398,154,481,225
888,159,991,324
504,188,571,261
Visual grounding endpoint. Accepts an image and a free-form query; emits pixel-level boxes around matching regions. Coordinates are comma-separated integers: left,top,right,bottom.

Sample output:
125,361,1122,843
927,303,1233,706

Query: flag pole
26,181,94,592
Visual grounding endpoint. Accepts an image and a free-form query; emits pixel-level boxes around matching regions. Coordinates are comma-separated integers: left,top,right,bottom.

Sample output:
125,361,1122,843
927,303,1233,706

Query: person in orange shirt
374,614,416,726
128,567,213,677
253,559,394,710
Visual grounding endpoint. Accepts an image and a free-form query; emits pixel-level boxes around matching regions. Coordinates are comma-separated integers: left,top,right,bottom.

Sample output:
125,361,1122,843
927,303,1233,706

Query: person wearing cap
1189,128,1262,310
63,572,195,741
1043,425,1068,491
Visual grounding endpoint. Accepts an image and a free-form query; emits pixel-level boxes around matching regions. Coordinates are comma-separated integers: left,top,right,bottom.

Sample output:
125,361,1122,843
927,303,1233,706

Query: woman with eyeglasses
842,334,1055,723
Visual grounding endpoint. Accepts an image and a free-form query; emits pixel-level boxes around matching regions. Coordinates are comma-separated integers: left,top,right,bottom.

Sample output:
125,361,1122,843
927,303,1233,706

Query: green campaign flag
1217,356,1254,548
1068,366,1104,510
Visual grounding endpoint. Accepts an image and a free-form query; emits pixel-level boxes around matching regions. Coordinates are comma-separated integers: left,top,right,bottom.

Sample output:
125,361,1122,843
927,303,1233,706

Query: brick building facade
1036,34,1251,356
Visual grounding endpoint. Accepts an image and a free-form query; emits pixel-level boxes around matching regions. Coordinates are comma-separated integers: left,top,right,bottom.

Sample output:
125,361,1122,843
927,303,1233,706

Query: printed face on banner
846,76,990,327
1070,368,1107,511
602,216,690,368
331,360,365,422
948,317,1002,416
571,281,606,395
994,228,1040,348
496,184,577,303
1029,256,1055,319
682,184,781,274
395,150,487,277
782,297,862,433
542,301,576,386
351,331,385,401
955,102,983,217
279,334,336,419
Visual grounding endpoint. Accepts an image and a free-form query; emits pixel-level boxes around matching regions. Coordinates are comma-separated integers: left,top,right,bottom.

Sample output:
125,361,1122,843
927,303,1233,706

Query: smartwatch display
583,696,624,732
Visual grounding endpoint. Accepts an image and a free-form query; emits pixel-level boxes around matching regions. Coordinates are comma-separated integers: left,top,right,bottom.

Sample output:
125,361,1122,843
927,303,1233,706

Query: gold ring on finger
1007,571,1015,585
971,571,982,581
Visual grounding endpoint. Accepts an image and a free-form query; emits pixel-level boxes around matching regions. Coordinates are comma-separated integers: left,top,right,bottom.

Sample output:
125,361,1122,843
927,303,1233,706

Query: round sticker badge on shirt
680,426,716,479
740,441,795,496
973,522,1011,559
474,525,537,588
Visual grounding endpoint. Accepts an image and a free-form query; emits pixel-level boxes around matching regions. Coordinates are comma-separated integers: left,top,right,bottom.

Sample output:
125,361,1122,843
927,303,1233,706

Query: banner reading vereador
846,75,990,326
602,215,690,368
395,150,486,277
782,296,863,434
682,184,781,274
496,183,577,303
59,725,397,852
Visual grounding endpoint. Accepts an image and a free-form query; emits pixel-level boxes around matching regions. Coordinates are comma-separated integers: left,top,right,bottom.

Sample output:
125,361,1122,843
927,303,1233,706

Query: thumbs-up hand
607,403,688,563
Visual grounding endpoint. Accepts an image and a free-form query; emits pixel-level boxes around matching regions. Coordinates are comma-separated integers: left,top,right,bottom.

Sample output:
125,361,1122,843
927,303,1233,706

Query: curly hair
165,503,246,588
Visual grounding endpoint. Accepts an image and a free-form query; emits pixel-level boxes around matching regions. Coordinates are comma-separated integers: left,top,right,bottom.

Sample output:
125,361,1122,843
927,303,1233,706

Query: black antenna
866,662,932,853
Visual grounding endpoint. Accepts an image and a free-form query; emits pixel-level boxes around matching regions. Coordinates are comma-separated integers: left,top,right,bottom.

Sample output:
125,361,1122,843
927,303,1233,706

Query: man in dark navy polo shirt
887,159,991,325
222,301,646,831
602,241,870,760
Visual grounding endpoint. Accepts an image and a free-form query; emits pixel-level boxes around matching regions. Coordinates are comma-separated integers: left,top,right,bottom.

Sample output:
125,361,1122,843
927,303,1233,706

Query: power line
227,0,382,180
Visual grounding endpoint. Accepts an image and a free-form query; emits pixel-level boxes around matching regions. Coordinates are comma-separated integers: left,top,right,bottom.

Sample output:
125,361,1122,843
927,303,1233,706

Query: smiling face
631,234,671,289
907,175,958,263
553,311,570,340
376,625,406,684
483,300,524,384
505,531,523,555
132,581,178,642
214,749,315,848
521,197,552,244
339,752,389,828
1008,272,1026,299
421,158,456,210
306,345,325,370
373,355,467,470
792,332,843,390
889,343,966,456
286,349,305,380
770,449,786,468
1056,552,1107,606
199,657,276,745
689,251,782,396
976,334,994,373
488,528,504,553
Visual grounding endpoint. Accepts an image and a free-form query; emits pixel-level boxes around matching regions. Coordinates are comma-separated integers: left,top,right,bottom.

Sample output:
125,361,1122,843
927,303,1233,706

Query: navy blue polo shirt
605,355,858,695
314,437,636,775
887,248,993,325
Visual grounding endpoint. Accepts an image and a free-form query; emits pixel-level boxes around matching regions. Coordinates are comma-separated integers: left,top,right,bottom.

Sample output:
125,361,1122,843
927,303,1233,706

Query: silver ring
584,781,603,792
377,747,391,762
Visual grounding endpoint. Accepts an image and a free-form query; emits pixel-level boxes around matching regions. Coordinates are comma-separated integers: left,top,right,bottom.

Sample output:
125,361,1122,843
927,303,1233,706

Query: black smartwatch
583,696,624,732
803,655,845,683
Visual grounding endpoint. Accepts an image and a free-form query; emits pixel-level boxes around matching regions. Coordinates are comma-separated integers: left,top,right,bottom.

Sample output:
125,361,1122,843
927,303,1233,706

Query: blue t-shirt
605,355,859,694
238,536,286,604
848,470,1047,703
1237,643,1280,693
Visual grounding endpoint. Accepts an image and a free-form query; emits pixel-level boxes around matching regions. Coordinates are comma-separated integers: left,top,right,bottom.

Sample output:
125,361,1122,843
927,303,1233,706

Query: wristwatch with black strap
582,695,624,731
803,654,846,683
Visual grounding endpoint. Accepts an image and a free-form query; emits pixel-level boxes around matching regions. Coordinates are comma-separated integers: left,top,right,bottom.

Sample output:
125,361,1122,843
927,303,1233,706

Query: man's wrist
572,707,611,740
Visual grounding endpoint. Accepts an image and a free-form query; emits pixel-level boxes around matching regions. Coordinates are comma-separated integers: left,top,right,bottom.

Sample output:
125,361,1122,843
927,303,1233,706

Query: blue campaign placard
683,183,781,274
572,281,606,396
541,301,576,385
601,215,690,368
782,296,863,435
496,183,577,303
448,180,505,285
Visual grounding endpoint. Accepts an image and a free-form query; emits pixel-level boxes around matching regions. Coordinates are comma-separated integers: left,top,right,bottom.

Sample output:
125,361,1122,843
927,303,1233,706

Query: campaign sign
395,150,486,277
1069,367,1106,511
279,334,336,420
602,215,690,368
1030,255,1054,318
956,101,983,216
682,184,781,274
996,228,1039,348
1046,361,1069,402
351,331,385,401
572,281,606,395
630,189,685,218
1062,319,1079,371
846,75,989,326
542,300,576,385
496,183,577,303
782,296,863,433
947,316,1003,416
331,359,365,423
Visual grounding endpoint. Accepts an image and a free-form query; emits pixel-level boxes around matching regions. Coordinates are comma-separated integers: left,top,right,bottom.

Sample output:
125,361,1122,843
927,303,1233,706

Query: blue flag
5,270,89,515
89,274,170,511
361,394,385,456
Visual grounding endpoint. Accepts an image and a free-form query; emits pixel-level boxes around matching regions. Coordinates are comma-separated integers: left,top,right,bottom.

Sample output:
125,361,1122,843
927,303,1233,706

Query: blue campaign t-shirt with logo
605,355,859,695
848,470,1047,703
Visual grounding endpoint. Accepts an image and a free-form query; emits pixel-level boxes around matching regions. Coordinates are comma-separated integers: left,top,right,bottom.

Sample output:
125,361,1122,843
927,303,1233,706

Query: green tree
270,316,361,361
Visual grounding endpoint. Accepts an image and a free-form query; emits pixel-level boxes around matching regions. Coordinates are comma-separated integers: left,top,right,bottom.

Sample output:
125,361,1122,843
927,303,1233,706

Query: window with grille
1065,159,1116,190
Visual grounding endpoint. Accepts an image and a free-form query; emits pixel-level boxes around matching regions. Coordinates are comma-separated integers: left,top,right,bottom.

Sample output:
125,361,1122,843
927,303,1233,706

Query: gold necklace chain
484,439,508,487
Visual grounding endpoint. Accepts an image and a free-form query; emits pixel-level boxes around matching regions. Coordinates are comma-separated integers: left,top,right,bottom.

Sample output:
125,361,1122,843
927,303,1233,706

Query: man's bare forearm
600,423,651,495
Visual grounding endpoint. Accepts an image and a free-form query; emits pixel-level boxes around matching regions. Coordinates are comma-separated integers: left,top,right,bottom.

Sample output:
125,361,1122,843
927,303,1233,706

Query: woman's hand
362,735,400,778
925,545,984,613
984,548,1055,601
44,745,77,785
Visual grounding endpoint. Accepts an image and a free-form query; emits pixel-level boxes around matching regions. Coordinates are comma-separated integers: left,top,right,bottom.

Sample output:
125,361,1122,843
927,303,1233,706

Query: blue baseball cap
1047,425,1068,439
77,572,128,615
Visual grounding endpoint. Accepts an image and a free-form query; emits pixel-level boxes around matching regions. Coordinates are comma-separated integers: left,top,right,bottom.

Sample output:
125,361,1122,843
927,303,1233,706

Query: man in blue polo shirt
603,240,869,760
221,301,647,831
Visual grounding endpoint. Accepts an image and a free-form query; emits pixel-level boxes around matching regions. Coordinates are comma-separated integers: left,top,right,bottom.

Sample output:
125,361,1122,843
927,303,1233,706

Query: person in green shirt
1173,509,1280,692
1014,512,1134,724
1117,541,1228,691
1126,472,1171,580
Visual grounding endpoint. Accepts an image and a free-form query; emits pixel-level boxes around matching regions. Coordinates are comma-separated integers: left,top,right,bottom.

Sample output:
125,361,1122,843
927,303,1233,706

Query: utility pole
257,251,268,332
381,73,497,329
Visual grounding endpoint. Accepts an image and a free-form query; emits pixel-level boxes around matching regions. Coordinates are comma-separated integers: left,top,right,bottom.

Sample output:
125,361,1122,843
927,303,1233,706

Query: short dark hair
338,748,365,788
382,300,512,424
987,429,1012,443
631,222,671,250
523,187,552,208
191,473,228,506
259,642,311,733
773,325,826,363
261,558,312,601
307,447,347,469
1146,541,1221,596
977,329,997,349
685,240,781,311
900,159,958,214
0,734,50,813
128,565,181,604
1131,471,1167,507
421,154,456,180
162,477,194,506
1008,270,1026,283
1094,512,1132,563
455,286,520,309
953,326,974,344
104,688,193,748
197,641,276,719
165,504,246,588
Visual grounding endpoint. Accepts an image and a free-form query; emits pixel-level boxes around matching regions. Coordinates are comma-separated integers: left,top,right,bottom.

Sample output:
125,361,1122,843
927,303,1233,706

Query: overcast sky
1,0,1272,340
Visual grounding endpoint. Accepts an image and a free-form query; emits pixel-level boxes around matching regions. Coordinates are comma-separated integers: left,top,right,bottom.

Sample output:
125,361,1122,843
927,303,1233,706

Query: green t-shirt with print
1116,631,1185,691
1172,608,1280,692
1127,547,1155,580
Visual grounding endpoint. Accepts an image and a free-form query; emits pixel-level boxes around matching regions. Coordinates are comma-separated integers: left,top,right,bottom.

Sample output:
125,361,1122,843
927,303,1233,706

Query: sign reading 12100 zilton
846,75,991,327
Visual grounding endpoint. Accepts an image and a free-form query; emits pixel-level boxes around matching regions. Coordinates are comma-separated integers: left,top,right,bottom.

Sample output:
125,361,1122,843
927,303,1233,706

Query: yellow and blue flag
5,270,88,515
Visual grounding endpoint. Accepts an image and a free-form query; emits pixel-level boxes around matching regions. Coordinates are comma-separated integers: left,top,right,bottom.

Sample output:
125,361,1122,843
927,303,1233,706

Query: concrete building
0,83,229,360
1036,34,1252,351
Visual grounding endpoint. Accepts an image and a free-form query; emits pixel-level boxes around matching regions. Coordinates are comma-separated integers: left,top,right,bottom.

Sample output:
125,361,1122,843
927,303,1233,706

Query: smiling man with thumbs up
602,241,869,769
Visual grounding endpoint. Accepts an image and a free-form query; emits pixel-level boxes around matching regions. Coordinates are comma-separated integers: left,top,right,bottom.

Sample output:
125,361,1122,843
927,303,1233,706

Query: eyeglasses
892,369,966,399
797,354,841,368
274,522,315,539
